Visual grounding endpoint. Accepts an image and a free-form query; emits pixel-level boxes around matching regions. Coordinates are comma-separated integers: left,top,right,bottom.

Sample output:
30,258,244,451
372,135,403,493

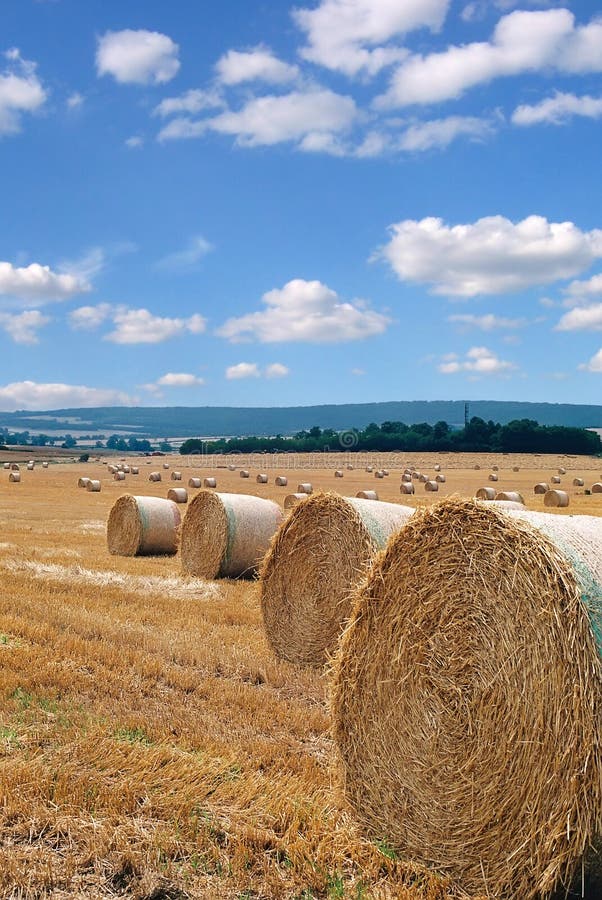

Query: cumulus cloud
153,88,224,117
438,346,517,375
105,309,207,344
0,380,135,411
377,215,602,297
563,273,602,302
556,303,602,331
293,0,449,77
580,349,602,373
398,115,495,151
125,135,143,149
69,303,112,330
448,313,527,330
377,9,602,108
265,363,290,378
96,30,180,85
0,260,90,305
216,47,299,85
66,91,84,109
513,91,602,126
0,310,50,344
158,88,357,147
155,235,214,272
226,362,260,380
0,48,46,136
217,278,390,343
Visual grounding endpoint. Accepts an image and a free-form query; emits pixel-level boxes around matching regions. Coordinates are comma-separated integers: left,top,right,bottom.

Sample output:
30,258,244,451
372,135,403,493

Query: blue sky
1,0,601,411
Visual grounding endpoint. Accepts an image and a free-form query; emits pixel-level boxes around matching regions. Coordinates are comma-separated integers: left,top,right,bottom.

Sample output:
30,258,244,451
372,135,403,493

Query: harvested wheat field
0,451,601,898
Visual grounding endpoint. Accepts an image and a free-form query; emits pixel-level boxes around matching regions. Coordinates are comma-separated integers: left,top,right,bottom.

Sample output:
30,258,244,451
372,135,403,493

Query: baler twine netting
181,490,283,579
261,492,414,667
107,494,181,556
331,497,602,900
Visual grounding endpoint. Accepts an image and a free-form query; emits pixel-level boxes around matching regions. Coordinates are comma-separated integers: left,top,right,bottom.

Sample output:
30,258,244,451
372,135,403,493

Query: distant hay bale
356,490,378,500
401,473,412,483
331,497,602,899
334,470,344,478
284,493,307,509
228,464,236,471
492,465,499,472
149,472,162,482
9,472,20,483
474,464,481,470
108,465,117,474
42,462,48,468
256,473,268,484
3,463,9,470
434,464,441,472
346,464,354,470
240,470,250,478
592,483,602,494
412,472,421,480
400,482,415,495
167,487,188,503
488,473,499,482
261,493,414,667
171,471,182,481
162,463,170,470
382,469,389,476
275,476,288,486
534,482,549,494
435,473,446,483
107,494,181,556
552,475,562,484
545,489,569,508
203,477,217,488
86,480,101,492
114,472,126,481
375,471,384,479
573,478,585,487
475,486,496,500
131,467,139,475
418,474,429,483
123,465,130,474
27,462,34,471
365,466,373,473
424,480,439,492
495,491,525,505
558,467,567,475
181,491,283,579
188,477,202,488
77,477,91,488
10,463,19,471
297,482,313,495
513,466,520,472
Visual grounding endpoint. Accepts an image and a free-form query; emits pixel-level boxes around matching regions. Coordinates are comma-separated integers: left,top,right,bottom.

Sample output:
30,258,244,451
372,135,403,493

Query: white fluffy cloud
216,47,299,85
105,309,207,344
217,278,390,343
153,88,224,118
69,303,112,330
293,0,449,76
513,92,602,126
556,304,602,331
155,235,214,272
377,9,602,108
0,49,46,136
0,310,50,344
265,363,290,378
0,381,135,411
448,313,527,330
398,115,495,151
378,215,602,297
156,372,205,387
226,362,260,380
580,349,602,373
438,346,517,375
96,30,180,85
0,261,90,304
563,273,602,302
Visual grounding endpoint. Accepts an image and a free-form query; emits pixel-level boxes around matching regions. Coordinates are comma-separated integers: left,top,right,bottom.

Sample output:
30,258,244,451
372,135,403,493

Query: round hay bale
42,462,48,468
261,493,414,667
9,472,20,483
162,463,170,470
10,463,19,471
86,480,101,492
435,473,446,483
434,464,441,472
418,474,429,483
203,477,217,488
240,469,249,478
107,465,117,474
573,478,585,487
346,464,354,471
475,486,496,500
374,471,384,479
27,462,34,471
492,464,499,472
77,477,91,488
488,473,499,482
2,463,9,470
275,476,288,486
513,466,520,472
188,477,202,488
334,470,344,478
149,472,162,482
592,483,602,494
356,490,378,500
297,483,313,495
412,472,421,480
382,469,389,476
167,487,188,503
284,493,307,509
256,473,268,484
365,466,373,473
114,472,126,481
400,482,415,495
171,471,182,481
474,463,480,470
107,494,181,556
559,467,567,475
131,467,139,475
401,473,412,483
552,475,562,484
181,491,283,579
545,489,569,508
424,480,439,492
534,482,549,494
123,465,130,474
495,491,525,504
227,464,236,471
331,497,602,899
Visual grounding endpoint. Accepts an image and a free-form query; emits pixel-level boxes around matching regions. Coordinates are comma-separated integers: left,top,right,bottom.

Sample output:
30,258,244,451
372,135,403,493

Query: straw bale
545,489,569,508
382,469,389,476
412,472,421,480
492,465,499,471
513,466,520,472
402,473,412,483
188,477,202,488
123,465,130,473
356,490,378,500
3,463,9,470
114,472,126,481
240,470,250,478
346,464,354,470
167,487,188,503
284,493,307,508
9,472,20,482
434,464,441,472
77,477,91,488
162,463,170,470
365,466,373,473
474,464,480,469
42,462,48,468
418,474,429,483
275,476,288,486
534,482,549,494
375,471,384,479
297,482,313,494
181,490,283,579
108,465,117,474
592,483,602,493
27,462,34,471
10,463,19,471
475,487,496,500
228,464,236,471
334,470,344,478
424,480,439,492
495,491,525,504
256,473,268,483
573,478,585,487
435,473,446,483
149,472,162,482
131,467,139,475
171,471,182,481
559,467,567,475
488,473,499,481
86,480,101,492
331,497,602,899
203,477,216,488
261,493,414,667
552,475,562,484
400,482,415,494
107,494,181,556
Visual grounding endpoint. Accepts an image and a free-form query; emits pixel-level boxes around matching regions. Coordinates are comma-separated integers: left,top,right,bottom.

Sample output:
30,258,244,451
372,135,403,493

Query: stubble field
0,450,601,899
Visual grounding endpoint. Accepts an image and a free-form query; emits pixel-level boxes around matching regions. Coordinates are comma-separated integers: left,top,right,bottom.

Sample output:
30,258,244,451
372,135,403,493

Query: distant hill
1,400,601,439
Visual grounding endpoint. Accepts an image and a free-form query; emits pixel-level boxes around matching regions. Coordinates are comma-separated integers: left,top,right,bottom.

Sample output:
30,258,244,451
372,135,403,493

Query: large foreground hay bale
261,493,413,667
107,495,181,556
332,498,602,899
181,491,283,579
545,489,569,507
167,487,188,503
